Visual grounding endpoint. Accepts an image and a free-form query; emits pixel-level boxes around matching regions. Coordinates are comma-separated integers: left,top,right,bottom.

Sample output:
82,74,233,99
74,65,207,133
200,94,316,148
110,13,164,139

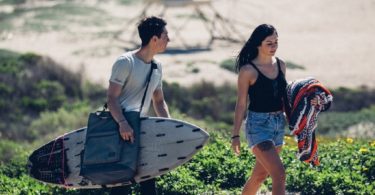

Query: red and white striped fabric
284,77,333,166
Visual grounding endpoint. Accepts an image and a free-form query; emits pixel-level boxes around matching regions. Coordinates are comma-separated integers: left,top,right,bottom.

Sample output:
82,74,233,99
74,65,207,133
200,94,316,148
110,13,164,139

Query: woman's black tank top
248,58,287,112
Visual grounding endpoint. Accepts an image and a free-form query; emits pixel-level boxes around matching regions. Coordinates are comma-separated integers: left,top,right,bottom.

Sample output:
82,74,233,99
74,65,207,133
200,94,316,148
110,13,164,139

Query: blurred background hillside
1,0,375,88
1,0,374,194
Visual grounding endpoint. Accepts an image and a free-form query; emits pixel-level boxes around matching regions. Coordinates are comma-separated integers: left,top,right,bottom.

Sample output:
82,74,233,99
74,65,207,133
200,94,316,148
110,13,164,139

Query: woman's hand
231,136,241,156
310,96,320,108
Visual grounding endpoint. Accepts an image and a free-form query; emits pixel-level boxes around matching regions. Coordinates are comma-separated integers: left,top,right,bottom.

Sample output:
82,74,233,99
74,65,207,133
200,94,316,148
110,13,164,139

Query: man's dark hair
137,16,167,47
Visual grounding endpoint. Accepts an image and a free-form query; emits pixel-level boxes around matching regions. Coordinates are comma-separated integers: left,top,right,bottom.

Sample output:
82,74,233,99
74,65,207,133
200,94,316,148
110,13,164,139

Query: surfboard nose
27,152,38,179
27,159,33,176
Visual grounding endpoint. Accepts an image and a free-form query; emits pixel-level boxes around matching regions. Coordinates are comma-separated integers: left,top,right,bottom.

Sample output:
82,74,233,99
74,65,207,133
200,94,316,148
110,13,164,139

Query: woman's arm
231,65,256,155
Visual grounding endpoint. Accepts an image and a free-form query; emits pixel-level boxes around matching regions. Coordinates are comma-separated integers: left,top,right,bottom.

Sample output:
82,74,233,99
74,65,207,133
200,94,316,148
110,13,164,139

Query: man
107,16,170,195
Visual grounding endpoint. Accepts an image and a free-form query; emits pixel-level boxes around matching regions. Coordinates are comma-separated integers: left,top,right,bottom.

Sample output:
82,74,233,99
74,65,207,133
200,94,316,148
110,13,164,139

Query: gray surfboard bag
80,61,157,185
80,110,140,185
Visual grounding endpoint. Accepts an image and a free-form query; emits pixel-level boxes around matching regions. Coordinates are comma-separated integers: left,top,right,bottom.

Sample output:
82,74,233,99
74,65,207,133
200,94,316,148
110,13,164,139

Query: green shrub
27,102,91,142
0,50,105,141
285,61,305,70
0,0,26,5
117,0,138,5
0,139,28,163
163,81,236,126
330,86,375,111
0,49,21,74
282,138,375,194
318,106,375,136
158,135,374,194
0,174,51,194
220,58,236,73
187,133,252,189
158,166,218,194
0,134,374,194
81,81,106,105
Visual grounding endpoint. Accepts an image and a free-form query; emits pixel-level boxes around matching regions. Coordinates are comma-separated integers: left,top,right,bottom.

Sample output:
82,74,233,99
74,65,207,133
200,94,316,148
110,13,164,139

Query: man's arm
152,88,170,118
107,81,134,142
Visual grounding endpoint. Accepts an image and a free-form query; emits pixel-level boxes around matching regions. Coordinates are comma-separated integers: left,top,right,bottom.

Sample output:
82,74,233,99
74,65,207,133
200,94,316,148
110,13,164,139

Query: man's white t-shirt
109,51,162,116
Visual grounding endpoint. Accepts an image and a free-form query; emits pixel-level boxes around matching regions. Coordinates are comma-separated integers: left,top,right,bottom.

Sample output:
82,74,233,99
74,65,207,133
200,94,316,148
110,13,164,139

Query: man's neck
135,46,156,64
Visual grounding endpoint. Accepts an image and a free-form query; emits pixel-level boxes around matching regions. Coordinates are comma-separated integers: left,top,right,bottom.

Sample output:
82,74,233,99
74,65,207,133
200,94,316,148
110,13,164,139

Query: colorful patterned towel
284,77,333,166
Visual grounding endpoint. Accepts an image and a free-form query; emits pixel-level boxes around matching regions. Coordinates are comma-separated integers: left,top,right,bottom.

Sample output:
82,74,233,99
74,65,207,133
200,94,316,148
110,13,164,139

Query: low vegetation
0,49,374,194
1,132,374,194
0,49,105,141
0,2,111,32
0,0,26,5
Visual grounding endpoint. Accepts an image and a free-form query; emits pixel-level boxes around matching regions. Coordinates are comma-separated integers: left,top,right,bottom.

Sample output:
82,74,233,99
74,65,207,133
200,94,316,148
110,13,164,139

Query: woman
231,24,287,195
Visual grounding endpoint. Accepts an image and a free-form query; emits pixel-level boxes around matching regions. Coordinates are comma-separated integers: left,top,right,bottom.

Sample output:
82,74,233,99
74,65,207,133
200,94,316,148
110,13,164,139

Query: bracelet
231,135,240,139
117,119,126,124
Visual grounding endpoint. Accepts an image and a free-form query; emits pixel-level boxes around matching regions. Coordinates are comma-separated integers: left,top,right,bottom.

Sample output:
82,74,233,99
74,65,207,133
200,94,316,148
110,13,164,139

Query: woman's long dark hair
235,24,278,72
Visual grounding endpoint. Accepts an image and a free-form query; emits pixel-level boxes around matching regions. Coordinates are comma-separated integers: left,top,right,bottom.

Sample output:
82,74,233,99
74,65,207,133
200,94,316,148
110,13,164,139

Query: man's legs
110,185,131,195
140,178,157,195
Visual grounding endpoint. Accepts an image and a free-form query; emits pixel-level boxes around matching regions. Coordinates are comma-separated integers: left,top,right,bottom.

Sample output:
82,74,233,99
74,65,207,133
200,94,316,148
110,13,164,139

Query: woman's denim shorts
245,111,286,149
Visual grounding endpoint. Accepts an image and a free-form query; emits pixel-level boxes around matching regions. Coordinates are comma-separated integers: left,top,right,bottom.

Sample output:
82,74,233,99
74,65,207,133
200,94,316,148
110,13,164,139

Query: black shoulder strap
139,60,158,113
248,61,261,73
276,57,282,73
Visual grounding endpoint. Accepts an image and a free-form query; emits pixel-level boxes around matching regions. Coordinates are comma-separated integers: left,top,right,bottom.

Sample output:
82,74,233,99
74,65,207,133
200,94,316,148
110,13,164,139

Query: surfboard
27,117,209,189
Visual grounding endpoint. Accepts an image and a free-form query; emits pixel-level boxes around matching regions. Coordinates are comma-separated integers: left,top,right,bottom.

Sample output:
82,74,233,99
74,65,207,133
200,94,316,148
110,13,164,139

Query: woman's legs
242,142,285,195
242,159,269,194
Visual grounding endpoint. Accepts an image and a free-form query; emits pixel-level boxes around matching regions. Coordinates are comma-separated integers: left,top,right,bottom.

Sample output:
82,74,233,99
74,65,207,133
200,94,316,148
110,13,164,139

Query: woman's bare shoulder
239,64,257,74
239,64,258,83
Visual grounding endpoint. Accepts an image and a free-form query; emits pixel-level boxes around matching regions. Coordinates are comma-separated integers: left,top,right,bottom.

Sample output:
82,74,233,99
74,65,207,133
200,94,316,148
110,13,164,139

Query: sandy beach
1,0,374,89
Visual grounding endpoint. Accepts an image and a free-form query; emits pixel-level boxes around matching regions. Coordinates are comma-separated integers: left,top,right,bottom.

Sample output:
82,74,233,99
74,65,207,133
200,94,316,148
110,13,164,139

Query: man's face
155,27,169,53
